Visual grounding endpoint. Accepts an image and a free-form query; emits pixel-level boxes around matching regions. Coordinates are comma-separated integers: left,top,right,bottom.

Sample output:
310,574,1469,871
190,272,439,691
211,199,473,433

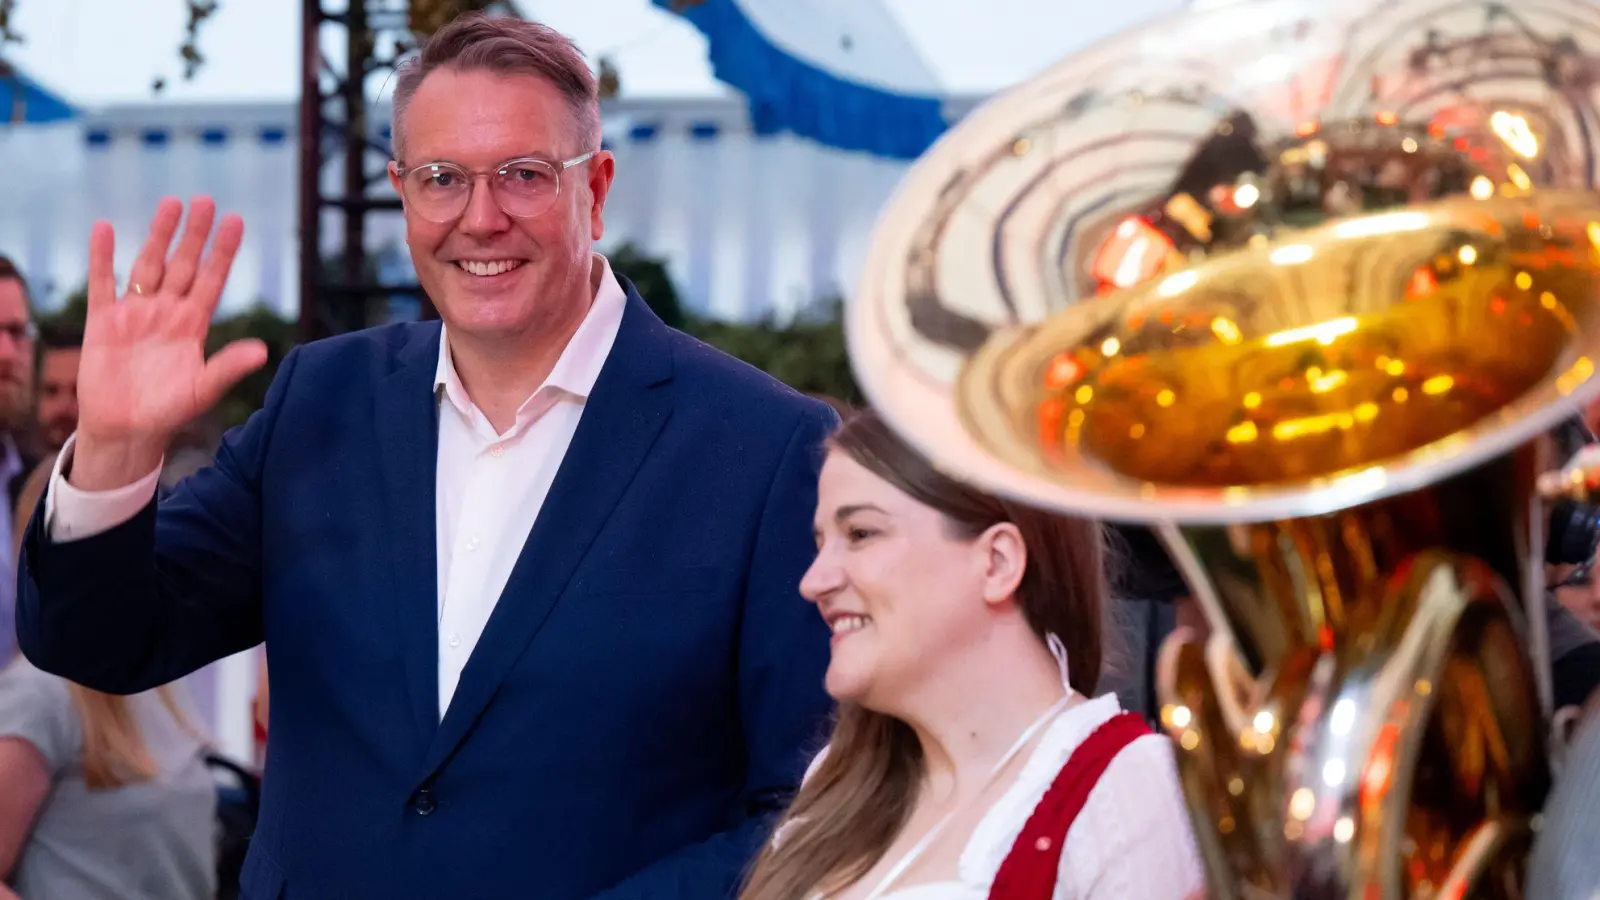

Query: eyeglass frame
0,319,37,345
391,150,600,222
1556,557,1597,590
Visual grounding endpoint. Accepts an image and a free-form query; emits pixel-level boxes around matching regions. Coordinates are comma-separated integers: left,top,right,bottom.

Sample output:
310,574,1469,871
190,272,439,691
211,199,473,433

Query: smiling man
16,13,836,899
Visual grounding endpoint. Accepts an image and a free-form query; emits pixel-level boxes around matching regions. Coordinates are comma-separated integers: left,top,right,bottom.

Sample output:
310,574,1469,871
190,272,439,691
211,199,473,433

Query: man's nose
458,178,511,236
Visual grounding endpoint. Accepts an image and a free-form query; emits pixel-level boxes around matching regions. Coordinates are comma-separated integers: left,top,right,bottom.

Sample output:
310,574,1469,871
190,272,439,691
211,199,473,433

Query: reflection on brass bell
848,1,1600,896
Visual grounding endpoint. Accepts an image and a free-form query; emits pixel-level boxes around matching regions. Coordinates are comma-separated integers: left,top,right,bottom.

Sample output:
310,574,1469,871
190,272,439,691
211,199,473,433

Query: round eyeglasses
395,150,598,223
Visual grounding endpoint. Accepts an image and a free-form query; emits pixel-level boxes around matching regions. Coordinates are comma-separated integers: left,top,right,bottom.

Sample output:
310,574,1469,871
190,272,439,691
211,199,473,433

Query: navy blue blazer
17,283,838,899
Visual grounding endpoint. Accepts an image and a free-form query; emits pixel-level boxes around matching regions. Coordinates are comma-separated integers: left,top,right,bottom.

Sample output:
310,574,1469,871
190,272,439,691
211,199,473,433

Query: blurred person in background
0,520,216,900
34,327,80,454
0,665,216,900
10,326,84,561
0,258,41,671
1526,684,1600,899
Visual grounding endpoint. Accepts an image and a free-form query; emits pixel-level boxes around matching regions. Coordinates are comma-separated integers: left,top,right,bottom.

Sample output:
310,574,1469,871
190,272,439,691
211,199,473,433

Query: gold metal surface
1157,448,1549,898
846,0,1600,896
963,192,1600,491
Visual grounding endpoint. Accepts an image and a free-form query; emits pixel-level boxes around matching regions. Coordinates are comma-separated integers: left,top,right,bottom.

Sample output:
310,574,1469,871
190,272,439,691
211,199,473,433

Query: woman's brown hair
13,466,204,790
740,407,1108,900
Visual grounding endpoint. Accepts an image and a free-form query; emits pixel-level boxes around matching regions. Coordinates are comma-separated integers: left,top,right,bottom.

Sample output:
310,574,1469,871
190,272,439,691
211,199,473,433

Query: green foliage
684,304,859,405
608,242,686,329
205,305,297,430
36,287,297,432
37,288,86,334
608,241,859,405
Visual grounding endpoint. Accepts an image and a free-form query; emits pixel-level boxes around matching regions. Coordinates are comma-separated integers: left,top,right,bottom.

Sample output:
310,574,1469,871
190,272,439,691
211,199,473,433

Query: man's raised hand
70,196,269,490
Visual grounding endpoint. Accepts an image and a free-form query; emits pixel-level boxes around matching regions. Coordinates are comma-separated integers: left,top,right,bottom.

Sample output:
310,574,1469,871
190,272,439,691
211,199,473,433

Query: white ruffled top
796,694,1206,900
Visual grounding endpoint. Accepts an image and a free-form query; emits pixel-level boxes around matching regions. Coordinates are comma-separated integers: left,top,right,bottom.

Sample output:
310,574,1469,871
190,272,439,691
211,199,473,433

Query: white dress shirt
41,253,628,720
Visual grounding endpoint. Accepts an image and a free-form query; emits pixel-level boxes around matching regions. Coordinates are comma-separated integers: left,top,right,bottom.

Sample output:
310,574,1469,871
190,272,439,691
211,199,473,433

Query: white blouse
796,694,1206,900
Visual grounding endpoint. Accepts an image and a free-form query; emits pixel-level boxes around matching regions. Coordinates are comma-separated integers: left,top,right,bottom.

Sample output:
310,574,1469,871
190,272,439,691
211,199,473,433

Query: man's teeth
831,615,871,635
457,260,525,277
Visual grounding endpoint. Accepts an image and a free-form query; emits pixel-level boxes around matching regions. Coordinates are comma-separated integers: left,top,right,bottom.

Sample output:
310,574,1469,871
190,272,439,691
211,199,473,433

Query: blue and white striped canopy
0,66,76,125
655,0,1188,160
654,0,945,159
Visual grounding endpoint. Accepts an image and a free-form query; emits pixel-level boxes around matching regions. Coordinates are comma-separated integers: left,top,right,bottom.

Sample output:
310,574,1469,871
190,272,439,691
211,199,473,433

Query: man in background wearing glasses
16,12,835,899
0,256,39,671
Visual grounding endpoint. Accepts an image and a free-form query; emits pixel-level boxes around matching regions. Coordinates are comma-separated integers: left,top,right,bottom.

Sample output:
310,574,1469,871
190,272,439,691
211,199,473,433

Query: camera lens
1547,499,1600,566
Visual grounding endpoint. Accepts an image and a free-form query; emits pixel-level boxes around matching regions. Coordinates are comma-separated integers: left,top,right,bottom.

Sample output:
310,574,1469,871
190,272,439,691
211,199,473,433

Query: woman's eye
847,527,875,542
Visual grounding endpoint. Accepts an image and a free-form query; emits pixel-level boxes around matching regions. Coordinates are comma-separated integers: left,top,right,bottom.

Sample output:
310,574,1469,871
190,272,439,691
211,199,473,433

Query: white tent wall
0,95,961,326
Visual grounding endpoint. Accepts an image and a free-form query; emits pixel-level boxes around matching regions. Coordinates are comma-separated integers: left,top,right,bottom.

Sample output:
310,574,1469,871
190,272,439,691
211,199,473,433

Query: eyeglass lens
403,160,561,222
0,321,35,343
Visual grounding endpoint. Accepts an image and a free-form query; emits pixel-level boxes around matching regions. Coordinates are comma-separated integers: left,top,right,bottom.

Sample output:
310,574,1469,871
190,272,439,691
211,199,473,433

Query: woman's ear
978,522,1027,607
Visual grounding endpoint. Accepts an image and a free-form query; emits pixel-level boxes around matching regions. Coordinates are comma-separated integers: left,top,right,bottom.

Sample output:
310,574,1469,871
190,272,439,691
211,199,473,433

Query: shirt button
412,787,437,816
467,535,480,551
490,443,505,457
448,634,461,649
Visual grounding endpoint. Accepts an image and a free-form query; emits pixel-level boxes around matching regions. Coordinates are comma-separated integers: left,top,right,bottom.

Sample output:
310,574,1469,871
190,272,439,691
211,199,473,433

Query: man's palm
77,197,267,445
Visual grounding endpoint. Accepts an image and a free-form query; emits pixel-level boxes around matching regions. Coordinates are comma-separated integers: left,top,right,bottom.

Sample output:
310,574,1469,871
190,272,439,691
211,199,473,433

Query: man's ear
978,522,1027,607
587,152,616,241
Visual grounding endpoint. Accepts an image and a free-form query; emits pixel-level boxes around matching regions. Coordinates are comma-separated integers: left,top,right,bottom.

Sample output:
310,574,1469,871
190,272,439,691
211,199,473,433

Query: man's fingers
189,214,244,315
194,339,269,412
163,197,217,299
127,198,184,298
87,222,117,313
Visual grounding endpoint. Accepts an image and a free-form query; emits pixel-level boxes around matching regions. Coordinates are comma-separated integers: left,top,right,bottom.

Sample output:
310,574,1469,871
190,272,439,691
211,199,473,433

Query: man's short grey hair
391,12,602,163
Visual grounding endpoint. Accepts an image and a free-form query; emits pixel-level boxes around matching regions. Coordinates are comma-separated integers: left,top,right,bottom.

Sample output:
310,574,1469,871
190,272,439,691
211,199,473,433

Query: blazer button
412,787,437,816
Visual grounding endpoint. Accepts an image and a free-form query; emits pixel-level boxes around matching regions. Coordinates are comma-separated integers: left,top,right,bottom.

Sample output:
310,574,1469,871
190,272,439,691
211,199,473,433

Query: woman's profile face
800,451,995,710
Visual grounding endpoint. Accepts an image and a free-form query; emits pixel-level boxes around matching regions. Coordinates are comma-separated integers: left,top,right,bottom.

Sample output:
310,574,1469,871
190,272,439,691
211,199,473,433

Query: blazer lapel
420,288,676,777
375,323,445,749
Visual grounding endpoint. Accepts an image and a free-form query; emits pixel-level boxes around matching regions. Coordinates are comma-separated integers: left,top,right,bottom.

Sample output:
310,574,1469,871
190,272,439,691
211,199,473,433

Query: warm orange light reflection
1044,353,1083,390
1309,369,1348,393
1093,216,1174,288
1264,317,1358,348
1273,412,1355,441
1422,375,1455,395
1227,421,1259,444
1557,356,1596,396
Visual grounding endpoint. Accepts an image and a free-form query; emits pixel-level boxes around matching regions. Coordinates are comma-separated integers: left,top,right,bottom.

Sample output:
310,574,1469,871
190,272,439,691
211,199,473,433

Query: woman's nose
799,547,844,604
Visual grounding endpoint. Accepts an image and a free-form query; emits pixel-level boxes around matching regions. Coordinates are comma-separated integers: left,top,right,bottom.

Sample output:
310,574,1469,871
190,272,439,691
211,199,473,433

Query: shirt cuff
44,434,164,543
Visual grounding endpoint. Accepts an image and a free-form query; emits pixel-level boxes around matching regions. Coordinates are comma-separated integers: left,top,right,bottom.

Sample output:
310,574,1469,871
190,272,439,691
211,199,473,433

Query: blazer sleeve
586,402,838,900
15,347,304,695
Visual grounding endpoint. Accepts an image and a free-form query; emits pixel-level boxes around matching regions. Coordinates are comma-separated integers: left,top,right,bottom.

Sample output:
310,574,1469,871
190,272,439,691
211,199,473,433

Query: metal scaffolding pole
297,0,432,344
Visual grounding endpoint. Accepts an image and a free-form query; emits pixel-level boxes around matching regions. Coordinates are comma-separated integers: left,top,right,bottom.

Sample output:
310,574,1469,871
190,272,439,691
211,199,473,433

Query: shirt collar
433,252,628,415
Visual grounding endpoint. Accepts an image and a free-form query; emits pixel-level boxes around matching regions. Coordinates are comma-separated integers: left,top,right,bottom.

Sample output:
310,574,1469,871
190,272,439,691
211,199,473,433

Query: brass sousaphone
848,0,1600,896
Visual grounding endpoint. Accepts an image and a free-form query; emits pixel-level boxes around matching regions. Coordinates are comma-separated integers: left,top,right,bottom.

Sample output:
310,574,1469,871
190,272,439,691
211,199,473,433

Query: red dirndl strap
987,711,1153,900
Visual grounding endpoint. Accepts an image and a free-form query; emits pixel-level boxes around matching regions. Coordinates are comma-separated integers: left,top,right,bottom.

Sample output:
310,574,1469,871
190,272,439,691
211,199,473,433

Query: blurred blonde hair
12,462,204,789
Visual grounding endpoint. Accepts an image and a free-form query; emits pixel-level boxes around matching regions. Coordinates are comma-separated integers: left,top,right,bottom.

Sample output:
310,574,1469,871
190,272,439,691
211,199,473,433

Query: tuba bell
847,0,1600,896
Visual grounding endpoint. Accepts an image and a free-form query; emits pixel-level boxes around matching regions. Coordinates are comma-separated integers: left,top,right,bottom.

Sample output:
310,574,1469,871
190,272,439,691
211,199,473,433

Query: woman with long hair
1,472,217,900
742,408,1202,900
